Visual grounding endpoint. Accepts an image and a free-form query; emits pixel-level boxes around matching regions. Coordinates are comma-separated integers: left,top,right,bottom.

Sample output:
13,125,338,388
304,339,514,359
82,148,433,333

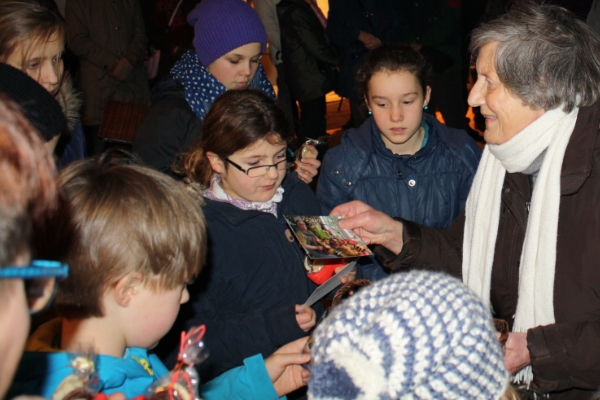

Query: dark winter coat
54,75,86,169
375,101,600,399
132,62,274,178
325,0,403,98
277,0,339,101
172,173,324,380
65,0,151,125
397,0,463,74
317,114,481,228
132,78,201,178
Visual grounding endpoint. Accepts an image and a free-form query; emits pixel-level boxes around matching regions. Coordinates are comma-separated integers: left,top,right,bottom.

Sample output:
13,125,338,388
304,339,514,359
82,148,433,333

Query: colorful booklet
284,215,372,259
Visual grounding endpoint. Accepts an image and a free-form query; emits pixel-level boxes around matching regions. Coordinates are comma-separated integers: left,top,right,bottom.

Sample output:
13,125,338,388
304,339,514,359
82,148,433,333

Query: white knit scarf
462,106,578,385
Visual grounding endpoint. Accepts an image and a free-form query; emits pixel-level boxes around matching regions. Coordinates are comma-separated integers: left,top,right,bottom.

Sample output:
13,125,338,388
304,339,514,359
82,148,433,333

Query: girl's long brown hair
177,89,293,187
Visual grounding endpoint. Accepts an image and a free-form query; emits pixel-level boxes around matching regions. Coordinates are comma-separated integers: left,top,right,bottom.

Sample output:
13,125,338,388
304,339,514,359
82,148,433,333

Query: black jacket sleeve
373,213,465,278
185,277,306,380
281,3,339,67
132,95,202,178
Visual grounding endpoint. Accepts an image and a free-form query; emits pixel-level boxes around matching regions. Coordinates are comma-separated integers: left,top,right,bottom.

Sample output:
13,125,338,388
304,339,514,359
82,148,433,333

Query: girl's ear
424,86,432,107
113,272,144,307
364,95,371,113
206,151,225,174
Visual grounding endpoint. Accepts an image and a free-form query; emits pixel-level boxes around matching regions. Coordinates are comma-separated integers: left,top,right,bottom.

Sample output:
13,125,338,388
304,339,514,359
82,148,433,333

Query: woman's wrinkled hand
331,201,405,254
264,337,311,396
504,332,531,374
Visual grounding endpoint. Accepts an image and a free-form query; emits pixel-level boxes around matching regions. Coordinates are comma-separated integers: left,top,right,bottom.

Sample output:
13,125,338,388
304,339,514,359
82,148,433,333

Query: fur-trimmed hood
55,73,82,132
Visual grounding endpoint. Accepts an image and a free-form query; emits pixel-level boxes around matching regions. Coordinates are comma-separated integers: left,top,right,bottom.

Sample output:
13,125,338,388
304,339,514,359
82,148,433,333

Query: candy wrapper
53,350,100,400
303,258,350,285
296,138,323,161
146,326,209,400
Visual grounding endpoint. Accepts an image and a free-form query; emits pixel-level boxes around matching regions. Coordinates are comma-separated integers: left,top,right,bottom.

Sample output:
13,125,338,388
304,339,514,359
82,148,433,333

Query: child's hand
296,157,321,184
295,305,316,331
264,337,311,396
294,145,321,184
337,265,356,285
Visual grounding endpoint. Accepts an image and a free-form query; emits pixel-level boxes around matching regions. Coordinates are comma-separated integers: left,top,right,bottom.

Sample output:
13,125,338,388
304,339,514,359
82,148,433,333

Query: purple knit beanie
187,0,267,67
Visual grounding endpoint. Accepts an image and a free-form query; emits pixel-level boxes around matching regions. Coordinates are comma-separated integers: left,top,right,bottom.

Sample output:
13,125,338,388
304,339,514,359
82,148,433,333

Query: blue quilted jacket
317,114,481,228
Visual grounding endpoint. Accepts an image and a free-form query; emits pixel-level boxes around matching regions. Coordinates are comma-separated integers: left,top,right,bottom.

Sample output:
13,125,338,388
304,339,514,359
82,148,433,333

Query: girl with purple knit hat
133,0,320,182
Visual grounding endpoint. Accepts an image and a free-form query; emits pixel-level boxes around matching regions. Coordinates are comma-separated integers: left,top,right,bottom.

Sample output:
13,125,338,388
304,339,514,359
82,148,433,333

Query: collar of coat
56,74,82,133
203,172,301,226
560,100,600,195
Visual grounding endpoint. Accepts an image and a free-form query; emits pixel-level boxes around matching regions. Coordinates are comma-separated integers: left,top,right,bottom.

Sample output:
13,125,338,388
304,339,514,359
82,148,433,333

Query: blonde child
9,156,310,399
0,0,85,167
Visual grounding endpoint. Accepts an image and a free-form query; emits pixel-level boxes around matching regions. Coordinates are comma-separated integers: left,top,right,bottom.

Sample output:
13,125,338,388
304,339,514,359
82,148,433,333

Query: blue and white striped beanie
308,270,509,399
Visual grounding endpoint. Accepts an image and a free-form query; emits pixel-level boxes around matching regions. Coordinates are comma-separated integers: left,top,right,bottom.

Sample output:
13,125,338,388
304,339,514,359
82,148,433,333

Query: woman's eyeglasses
0,260,68,313
225,158,290,178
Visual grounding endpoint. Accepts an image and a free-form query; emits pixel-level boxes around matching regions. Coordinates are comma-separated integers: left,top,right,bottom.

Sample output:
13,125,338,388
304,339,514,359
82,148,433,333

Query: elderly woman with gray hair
328,1,600,398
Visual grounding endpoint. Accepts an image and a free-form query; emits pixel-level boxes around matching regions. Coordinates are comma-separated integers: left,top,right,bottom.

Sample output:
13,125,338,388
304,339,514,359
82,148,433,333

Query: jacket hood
346,114,471,158
345,116,439,159
56,73,82,132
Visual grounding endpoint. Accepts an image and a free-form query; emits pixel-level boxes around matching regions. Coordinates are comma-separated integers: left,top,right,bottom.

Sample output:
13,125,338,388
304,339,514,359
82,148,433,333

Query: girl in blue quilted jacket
317,44,481,229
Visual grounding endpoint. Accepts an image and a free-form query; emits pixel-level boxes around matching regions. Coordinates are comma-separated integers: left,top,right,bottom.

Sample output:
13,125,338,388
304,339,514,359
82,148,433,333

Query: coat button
345,181,352,186
408,179,416,187
333,170,339,175
285,229,294,242
397,171,403,178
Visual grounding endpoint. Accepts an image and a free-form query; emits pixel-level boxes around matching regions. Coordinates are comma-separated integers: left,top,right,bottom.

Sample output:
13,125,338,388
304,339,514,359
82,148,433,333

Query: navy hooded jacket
317,115,481,228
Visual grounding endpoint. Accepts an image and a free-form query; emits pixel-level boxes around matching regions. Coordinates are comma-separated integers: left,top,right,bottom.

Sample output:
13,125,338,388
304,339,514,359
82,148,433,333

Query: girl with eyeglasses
158,89,323,382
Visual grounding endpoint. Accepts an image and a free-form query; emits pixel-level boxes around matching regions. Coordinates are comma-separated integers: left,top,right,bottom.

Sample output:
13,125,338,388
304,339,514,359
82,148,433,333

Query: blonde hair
0,0,65,66
53,155,206,319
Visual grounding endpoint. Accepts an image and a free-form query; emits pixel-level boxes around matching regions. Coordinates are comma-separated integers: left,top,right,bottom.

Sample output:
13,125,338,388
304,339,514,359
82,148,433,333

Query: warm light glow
316,0,328,17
